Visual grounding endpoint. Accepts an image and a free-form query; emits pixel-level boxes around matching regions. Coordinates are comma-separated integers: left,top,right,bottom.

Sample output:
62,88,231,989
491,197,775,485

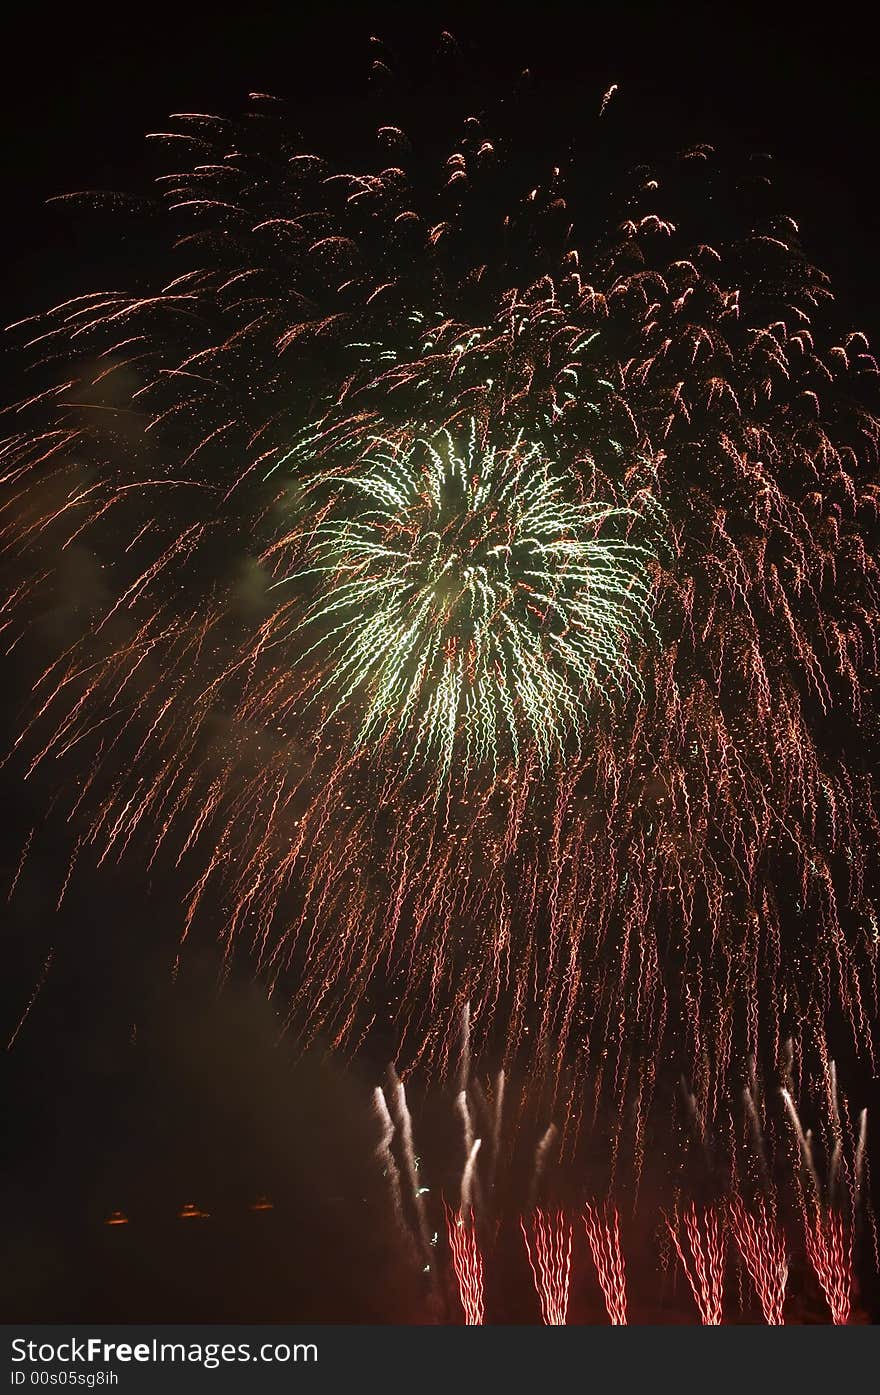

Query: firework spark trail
444,1205,485,1325
599,83,619,118
666,1204,725,1325
782,1076,866,1223
853,1109,878,1271
854,1108,868,1208
783,1073,868,1320
529,1124,558,1206
389,1069,434,1274
6,827,33,903
825,1059,846,1200
457,1087,475,1160
520,1209,573,1325
457,1001,471,1095
743,1082,769,1186
2,78,880,1160
460,1138,482,1216
804,1208,852,1325
728,1198,787,1324
489,1069,505,1193
5,948,54,1051
781,1088,822,1203
582,1203,628,1324
373,1086,405,1225
374,1065,869,1322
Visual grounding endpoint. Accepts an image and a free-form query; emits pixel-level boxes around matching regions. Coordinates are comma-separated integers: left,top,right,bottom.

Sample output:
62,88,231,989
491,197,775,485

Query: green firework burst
292,423,660,782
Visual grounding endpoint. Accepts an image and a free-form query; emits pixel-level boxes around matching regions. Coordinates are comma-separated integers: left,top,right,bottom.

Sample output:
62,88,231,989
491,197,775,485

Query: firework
372,1086,405,1226
728,1197,787,1324
288,422,657,783
804,1208,852,1325
445,1206,485,1325
2,60,879,1174
667,1204,725,1325
520,1209,572,1325
374,1055,870,1322
582,1202,628,1324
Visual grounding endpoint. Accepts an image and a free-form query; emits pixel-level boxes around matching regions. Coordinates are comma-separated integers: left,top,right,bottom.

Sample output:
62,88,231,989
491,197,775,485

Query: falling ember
520,1209,572,1325
582,1203,628,1324
444,1205,485,1325
666,1204,725,1325
804,1208,852,1325
728,1198,787,1325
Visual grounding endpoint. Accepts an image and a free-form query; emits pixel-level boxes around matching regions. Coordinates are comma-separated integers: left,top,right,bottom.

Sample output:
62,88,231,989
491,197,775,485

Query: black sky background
1,0,879,1322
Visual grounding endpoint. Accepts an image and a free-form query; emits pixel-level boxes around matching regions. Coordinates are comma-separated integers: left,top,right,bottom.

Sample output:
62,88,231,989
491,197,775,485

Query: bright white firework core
293,422,659,782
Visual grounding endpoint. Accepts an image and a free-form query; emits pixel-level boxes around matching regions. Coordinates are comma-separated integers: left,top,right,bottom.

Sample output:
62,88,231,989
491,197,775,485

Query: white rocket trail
530,1124,558,1205
781,1087,821,1201
461,1138,482,1214
457,1002,471,1096
389,1066,434,1271
373,1086,404,1222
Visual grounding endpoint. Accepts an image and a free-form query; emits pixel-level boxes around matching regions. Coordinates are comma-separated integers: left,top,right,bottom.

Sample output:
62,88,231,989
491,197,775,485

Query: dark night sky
1,0,878,1322
4,3,879,321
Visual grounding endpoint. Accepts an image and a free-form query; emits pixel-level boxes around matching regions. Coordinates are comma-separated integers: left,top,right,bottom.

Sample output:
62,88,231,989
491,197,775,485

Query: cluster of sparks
444,1205,485,1325
520,1210,573,1325
728,1198,788,1324
582,1202,628,1324
290,423,657,783
666,1204,726,1325
804,1207,852,1325
1,46,879,1228
440,1198,853,1324
375,1042,864,1324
